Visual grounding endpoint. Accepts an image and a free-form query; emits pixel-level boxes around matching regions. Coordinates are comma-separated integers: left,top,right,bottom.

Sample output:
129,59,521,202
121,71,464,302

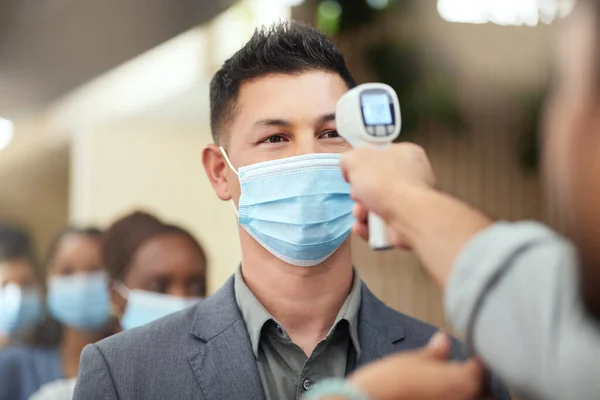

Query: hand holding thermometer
336,83,401,251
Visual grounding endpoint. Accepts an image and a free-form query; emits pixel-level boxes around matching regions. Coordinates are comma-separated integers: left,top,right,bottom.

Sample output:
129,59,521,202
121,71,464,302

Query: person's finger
448,360,485,399
340,151,357,183
353,203,368,223
423,332,452,359
352,222,369,241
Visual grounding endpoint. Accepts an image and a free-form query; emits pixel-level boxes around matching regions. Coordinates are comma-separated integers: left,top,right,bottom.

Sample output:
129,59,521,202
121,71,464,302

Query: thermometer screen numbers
361,92,393,125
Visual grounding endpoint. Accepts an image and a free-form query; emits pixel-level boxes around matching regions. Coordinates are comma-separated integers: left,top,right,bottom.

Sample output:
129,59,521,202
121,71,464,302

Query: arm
375,182,600,399
340,143,492,288
446,221,600,400
73,344,119,400
381,185,492,289
341,145,600,399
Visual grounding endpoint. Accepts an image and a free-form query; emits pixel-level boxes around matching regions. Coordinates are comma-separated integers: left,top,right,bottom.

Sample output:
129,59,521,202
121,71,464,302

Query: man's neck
239,230,354,356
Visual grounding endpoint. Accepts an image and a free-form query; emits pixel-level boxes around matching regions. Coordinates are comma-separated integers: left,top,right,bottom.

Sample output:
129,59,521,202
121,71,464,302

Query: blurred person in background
29,212,207,400
101,211,207,331
0,226,43,349
74,22,507,400
0,227,111,400
303,0,600,399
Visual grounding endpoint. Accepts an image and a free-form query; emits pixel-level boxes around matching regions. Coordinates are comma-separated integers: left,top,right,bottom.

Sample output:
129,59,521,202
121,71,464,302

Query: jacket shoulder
95,302,199,358
386,307,468,359
359,283,468,359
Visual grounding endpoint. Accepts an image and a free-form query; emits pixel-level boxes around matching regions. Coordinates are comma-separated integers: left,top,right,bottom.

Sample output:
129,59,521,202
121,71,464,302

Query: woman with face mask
102,211,207,331
0,227,113,400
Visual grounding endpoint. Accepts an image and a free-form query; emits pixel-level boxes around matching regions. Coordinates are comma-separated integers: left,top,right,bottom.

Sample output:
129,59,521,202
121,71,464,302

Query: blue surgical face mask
115,283,201,330
0,284,43,335
47,271,112,332
221,149,355,267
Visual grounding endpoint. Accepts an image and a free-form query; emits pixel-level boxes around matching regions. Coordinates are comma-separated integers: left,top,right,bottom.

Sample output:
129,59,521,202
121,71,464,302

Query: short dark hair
0,224,33,262
209,20,356,144
0,224,44,290
101,211,207,293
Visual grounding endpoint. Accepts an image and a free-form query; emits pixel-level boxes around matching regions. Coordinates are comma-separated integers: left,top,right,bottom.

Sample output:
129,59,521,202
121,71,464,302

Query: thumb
340,152,354,183
422,332,452,359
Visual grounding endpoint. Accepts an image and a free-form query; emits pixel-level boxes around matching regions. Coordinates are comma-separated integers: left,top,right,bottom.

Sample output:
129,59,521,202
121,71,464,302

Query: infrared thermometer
336,83,401,251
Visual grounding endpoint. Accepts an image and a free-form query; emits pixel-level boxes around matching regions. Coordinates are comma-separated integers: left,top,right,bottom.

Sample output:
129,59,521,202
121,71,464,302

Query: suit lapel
354,283,407,370
187,277,266,400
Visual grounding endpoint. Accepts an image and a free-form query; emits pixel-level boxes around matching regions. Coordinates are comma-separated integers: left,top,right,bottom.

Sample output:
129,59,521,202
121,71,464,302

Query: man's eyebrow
253,119,290,127
252,113,335,128
317,113,336,125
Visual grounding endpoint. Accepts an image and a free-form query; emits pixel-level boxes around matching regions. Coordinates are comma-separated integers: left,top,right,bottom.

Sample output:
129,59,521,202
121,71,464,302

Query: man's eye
148,281,167,294
263,135,287,144
320,130,340,139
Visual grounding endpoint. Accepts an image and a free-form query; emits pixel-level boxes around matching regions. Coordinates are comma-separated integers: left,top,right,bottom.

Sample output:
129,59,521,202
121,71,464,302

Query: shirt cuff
445,221,558,339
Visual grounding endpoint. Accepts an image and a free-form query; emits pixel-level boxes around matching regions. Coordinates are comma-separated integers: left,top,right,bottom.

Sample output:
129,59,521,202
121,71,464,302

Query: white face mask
0,283,43,335
220,148,355,267
115,283,202,330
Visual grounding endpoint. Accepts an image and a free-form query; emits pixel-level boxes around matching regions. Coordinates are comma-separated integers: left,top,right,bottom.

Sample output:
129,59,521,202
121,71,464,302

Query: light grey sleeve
72,344,119,400
445,221,600,400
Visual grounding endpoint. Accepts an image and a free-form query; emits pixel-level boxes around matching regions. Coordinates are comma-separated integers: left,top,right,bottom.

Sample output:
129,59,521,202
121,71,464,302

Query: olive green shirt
234,267,362,400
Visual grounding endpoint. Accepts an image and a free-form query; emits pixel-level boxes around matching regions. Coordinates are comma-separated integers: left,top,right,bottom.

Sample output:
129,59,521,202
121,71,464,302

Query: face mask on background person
47,271,112,332
221,149,355,267
0,283,43,335
115,283,201,330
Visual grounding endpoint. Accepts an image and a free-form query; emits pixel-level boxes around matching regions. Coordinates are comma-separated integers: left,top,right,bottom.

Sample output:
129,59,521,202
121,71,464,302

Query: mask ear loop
111,281,130,320
113,281,131,301
219,147,240,217
219,147,239,176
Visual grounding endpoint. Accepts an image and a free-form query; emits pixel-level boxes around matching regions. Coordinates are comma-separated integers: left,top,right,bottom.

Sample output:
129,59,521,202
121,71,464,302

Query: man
73,22,507,400
317,0,600,399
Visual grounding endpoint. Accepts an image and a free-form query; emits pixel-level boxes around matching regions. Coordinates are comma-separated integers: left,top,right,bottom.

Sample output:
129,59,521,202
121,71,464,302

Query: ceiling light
437,0,576,26
280,0,305,5
367,0,390,10
0,118,14,151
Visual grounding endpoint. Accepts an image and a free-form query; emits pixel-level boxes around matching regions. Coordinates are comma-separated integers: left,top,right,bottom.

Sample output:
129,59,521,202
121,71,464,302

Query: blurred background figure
0,225,43,349
103,211,207,331
0,226,110,400
20,212,207,400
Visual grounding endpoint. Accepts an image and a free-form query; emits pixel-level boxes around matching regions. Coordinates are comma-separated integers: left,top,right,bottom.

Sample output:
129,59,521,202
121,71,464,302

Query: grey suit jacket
73,277,508,399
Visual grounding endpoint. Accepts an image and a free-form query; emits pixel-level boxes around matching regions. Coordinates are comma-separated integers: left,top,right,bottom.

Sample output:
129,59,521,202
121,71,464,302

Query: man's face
543,3,600,318
221,71,352,205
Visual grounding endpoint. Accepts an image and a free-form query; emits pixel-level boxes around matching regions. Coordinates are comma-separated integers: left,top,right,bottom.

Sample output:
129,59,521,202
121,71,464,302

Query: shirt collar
330,269,362,359
233,266,362,359
234,267,274,358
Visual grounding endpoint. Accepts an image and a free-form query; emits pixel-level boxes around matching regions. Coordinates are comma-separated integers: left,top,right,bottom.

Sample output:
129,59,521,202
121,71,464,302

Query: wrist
302,378,370,400
387,184,493,287
383,182,432,237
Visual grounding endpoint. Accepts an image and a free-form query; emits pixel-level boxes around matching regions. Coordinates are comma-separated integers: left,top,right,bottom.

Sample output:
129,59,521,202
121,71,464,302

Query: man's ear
202,144,233,201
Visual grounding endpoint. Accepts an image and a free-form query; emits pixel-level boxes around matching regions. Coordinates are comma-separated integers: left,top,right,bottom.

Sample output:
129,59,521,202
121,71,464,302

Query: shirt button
302,379,312,391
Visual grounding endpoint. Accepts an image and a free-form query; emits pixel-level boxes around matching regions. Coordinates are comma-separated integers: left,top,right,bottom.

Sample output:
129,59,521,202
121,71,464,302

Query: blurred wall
0,139,69,263
69,119,241,293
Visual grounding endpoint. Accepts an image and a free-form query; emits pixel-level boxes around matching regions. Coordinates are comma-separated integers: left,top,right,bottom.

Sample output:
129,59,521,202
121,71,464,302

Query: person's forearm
382,184,492,288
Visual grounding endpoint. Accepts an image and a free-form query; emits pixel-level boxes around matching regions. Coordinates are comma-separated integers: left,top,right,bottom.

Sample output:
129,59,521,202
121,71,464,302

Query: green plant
519,90,546,172
315,0,411,35
366,41,465,139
